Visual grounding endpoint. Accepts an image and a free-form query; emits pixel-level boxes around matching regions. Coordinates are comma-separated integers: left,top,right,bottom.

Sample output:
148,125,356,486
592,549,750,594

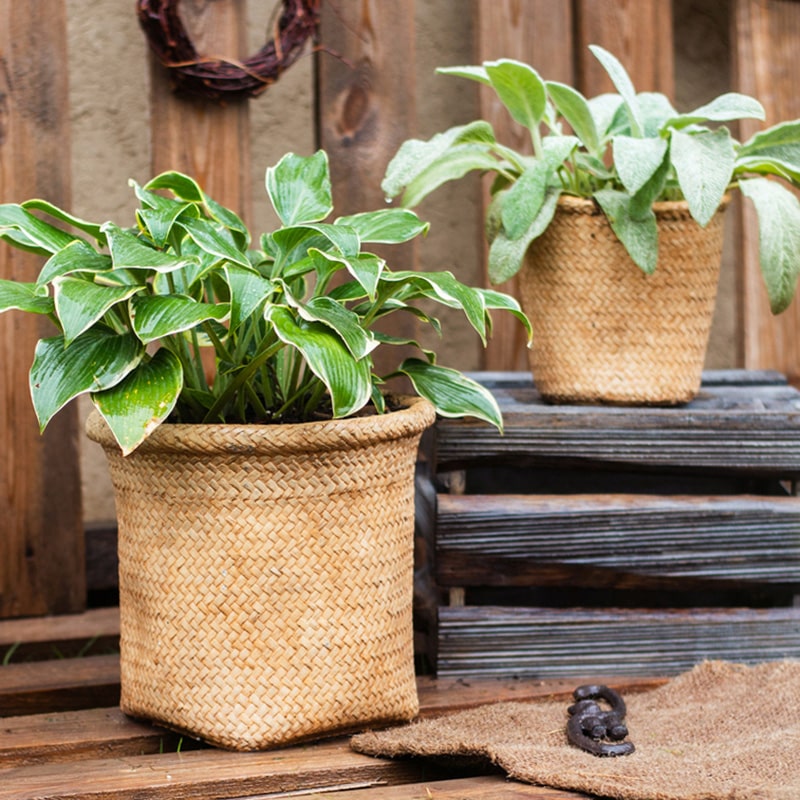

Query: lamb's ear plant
0,150,529,454
384,44,800,314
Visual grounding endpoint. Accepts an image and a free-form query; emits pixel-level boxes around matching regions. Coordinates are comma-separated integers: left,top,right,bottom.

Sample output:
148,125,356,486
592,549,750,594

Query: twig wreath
137,0,321,102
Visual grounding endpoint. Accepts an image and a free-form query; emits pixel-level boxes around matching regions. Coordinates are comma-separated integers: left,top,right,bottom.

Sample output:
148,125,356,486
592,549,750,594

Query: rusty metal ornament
136,0,321,102
566,684,635,757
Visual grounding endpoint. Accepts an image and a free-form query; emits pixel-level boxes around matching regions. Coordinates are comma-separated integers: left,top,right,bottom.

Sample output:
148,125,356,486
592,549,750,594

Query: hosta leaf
382,270,487,342
488,188,560,283
666,92,765,130
103,223,192,272
670,128,735,226
546,81,600,153
178,216,251,268
485,59,547,131
310,250,384,299
37,239,113,285
301,296,377,359
266,151,333,226
54,277,141,344
21,199,105,244
589,45,643,137
144,171,205,202
30,330,144,430
396,358,503,430
137,202,193,248
0,203,78,254
613,136,669,195
225,264,276,330
130,294,229,344
92,348,183,455
0,279,54,315
594,189,658,274
334,209,429,244
477,287,532,343
266,306,372,417
269,223,360,262
739,177,800,314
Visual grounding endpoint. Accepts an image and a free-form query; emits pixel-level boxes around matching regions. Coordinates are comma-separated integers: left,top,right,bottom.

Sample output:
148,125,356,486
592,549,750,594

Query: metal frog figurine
566,684,635,757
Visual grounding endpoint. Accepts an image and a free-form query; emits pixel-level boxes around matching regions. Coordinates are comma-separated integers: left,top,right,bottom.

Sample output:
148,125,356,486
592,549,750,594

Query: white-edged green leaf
144,171,205,202
436,64,491,85
178,216,251,268
334,208,429,244
225,264,276,331
30,330,144,430
130,294,229,344
0,279,54,315
266,306,372,417
92,348,183,455
594,188,658,274
301,296,377,359
589,45,643,137
476,287,533,343
102,223,193,272
310,250,384,300
488,188,560,283
21,199,105,244
269,223,360,261
137,202,193,248
37,239,113,285
546,81,600,153
381,270,487,342
739,177,800,314
666,92,765,130
0,203,79,254
266,151,333,226
485,59,547,131
613,136,669,195
382,121,497,202
396,358,503,430
54,277,141,344
671,127,735,226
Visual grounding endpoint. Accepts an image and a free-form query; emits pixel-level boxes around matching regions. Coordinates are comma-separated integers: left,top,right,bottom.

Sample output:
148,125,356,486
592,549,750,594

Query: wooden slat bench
0,609,664,799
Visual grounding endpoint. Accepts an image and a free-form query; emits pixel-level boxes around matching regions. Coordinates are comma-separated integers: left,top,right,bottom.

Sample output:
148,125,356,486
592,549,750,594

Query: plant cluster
384,45,800,313
0,151,528,453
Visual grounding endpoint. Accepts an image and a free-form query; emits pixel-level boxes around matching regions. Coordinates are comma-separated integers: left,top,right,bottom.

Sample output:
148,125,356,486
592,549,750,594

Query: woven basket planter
518,196,728,405
86,396,435,751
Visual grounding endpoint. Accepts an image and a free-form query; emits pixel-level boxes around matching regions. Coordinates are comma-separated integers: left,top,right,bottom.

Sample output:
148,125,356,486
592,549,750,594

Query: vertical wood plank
475,0,574,370
148,0,252,220
316,0,419,376
574,0,675,98
0,0,84,617
733,0,800,382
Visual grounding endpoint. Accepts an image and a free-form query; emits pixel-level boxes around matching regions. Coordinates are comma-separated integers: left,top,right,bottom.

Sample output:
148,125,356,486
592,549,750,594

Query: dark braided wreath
137,0,321,102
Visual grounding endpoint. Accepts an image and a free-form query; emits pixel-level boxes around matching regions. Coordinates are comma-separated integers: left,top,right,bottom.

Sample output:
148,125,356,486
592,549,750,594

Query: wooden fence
1,0,799,619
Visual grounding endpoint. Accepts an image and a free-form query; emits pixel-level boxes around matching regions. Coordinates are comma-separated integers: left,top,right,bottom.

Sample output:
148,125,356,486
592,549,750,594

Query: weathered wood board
438,606,800,678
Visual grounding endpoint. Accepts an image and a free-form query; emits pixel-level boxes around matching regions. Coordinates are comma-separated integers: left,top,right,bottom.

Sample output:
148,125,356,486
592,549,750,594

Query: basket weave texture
518,196,727,405
86,397,435,750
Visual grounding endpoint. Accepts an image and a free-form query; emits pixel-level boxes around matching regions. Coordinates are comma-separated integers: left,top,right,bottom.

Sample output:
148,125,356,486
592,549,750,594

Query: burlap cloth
351,661,800,800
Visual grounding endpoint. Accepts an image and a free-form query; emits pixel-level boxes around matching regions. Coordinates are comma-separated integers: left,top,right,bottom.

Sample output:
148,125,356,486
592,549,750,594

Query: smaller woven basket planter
86,397,435,750
518,195,728,405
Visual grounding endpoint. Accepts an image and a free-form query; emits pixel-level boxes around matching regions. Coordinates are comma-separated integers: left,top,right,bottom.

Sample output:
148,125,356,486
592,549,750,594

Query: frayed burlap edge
352,661,800,800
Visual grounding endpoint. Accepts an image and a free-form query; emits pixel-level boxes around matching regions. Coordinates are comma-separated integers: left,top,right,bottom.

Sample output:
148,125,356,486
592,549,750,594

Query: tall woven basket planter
518,196,728,405
86,397,435,751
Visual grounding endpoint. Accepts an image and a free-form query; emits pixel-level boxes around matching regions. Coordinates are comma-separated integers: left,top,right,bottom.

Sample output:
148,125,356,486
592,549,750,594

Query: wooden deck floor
0,608,665,799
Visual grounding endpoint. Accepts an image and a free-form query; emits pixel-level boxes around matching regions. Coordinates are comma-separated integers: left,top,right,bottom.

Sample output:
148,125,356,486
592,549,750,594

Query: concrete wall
62,1,734,523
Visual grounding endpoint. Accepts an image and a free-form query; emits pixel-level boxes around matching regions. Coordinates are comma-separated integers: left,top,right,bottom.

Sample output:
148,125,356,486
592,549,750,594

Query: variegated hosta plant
0,150,529,454
384,44,800,314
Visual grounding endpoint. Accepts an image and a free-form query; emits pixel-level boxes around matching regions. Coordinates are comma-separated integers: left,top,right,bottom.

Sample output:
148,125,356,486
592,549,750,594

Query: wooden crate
427,370,800,678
